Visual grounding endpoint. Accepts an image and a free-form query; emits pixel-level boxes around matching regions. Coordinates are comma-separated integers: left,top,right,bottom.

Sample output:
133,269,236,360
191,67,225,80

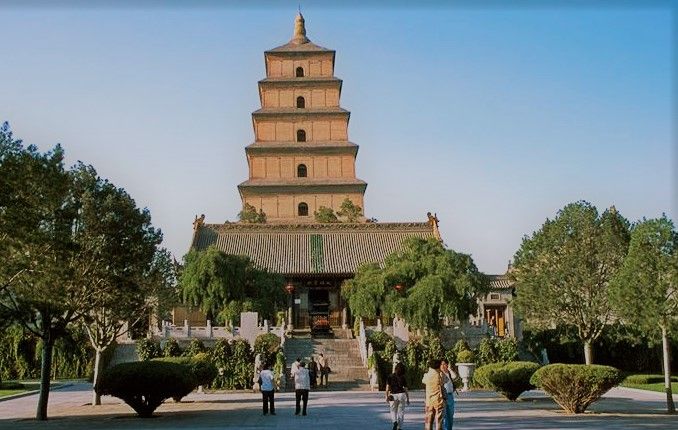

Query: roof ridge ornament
292,12,310,45
427,212,442,241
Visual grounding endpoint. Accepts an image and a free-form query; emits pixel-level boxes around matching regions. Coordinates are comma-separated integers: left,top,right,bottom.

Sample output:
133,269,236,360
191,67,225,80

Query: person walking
318,352,329,387
291,356,301,377
294,361,311,416
309,356,318,389
441,359,459,430
385,362,410,430
422,359,445,430
259,363,276,416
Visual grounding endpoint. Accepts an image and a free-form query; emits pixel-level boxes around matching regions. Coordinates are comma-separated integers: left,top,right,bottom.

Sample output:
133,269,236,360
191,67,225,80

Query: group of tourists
385,358,459,430
255,353,331,417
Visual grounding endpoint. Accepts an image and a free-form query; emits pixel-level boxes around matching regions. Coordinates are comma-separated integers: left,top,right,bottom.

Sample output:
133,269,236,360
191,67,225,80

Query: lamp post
285,282,295,331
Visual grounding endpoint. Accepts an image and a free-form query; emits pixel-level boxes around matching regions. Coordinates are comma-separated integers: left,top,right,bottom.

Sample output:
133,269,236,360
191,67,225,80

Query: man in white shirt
294,362,311,416
259,363,276,415
291,357,301,377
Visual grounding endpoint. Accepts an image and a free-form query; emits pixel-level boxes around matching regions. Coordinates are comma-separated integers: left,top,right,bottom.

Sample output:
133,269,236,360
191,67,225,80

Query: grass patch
0,389,27,398
622,382,678,394
0,382,27,398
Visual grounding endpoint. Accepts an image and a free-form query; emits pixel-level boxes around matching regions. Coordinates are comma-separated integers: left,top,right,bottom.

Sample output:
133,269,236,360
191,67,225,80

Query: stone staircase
284,331,369,391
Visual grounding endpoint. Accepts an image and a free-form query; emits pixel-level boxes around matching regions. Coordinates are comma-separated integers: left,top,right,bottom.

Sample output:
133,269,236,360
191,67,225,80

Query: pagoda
238,13,367,222
191,14,440,331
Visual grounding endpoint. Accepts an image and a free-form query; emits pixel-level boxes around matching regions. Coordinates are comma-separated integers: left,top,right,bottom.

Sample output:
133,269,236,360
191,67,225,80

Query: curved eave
238,180,367,195
245,142,359,156
252,108,350,117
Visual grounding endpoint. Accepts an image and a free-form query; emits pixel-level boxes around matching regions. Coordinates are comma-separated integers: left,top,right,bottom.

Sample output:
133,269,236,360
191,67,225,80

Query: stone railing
154,312,286,349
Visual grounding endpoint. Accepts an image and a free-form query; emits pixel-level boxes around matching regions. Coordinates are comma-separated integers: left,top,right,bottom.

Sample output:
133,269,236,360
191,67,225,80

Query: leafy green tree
610,216,677,413
337,198,363,222
341,263,386,319
314,206,339,223
180,247,285,324
70,164,165,405
343,238,487,331
512,202,630,365
0,125,81,420
238,203,266,223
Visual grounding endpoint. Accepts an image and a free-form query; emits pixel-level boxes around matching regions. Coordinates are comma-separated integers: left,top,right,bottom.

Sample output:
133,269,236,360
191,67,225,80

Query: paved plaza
0,384,676,430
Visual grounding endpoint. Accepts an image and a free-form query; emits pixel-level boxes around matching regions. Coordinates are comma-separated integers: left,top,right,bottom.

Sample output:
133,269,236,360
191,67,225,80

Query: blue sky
1,2,674,273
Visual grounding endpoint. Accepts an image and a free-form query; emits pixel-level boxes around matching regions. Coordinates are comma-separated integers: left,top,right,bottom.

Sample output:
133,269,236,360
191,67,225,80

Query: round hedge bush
473,363,505,389
153,354,218,388
97,361,196,417
488,361,540,401
530,364,623,413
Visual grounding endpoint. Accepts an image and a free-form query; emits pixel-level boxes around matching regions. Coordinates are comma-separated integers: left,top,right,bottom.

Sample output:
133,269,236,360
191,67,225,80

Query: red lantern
394,284,404,292
285,282,295,294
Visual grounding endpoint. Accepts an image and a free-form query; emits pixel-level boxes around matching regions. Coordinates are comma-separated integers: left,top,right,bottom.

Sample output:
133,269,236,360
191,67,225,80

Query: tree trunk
36,334,54,420
583,341,593,365
660,326,676,414
92,348,103,406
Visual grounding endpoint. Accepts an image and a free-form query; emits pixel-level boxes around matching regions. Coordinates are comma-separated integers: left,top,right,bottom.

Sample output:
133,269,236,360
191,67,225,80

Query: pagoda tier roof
238,178,367,195
252,107,349,117
191,221,438,276
259,77,342,86
265,41,334,54
246,141,358,155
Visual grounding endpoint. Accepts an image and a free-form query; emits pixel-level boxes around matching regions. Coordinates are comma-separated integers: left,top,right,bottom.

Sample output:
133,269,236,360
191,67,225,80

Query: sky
0,1,674,274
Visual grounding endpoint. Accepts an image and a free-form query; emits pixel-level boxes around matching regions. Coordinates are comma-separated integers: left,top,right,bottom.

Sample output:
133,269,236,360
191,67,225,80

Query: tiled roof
266,41,334,53
252,107,349,117
192,222,438,276
488,274,513,290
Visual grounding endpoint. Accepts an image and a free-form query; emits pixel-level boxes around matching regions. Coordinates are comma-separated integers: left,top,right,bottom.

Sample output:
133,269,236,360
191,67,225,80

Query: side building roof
191,222,439,276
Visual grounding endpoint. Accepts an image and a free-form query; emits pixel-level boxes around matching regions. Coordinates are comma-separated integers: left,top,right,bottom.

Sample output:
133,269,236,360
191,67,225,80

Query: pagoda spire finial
292,11,310,44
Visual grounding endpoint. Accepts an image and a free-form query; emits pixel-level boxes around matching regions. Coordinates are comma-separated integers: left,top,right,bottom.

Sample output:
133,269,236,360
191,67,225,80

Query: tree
314,206,339,223
337,198,362,222
341,263,386,319
511,201,630,365
238,203,266,224
69,164,164,405
610,216,677,413
342,238,487,331
0,125,81,420
180,247,284,325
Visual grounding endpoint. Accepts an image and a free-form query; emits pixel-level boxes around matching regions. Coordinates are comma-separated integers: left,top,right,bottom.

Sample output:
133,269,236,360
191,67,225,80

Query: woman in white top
440,359,459,430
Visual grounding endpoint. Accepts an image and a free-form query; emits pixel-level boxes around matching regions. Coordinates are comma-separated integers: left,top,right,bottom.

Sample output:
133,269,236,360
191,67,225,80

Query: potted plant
456,349,476,391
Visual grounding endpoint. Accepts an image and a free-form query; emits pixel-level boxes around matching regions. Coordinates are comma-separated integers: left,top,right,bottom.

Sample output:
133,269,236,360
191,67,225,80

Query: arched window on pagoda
297,129,306,142
296,67,304,77
298,202,309,217
297,164,307,178
296,96,305,109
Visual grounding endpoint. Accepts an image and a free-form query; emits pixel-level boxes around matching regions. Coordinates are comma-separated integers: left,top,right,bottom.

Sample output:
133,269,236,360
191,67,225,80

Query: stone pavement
0,383,676,430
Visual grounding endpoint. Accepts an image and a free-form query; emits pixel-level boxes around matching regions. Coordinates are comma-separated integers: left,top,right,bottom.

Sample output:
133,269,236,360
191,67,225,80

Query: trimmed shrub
530,364,623,413
487,361,540,401
456,349,475,364
97,361,196,417
154,354,217,389
136,338,161,361
623,374,678,385
473,363,504,389
162,338,182,357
